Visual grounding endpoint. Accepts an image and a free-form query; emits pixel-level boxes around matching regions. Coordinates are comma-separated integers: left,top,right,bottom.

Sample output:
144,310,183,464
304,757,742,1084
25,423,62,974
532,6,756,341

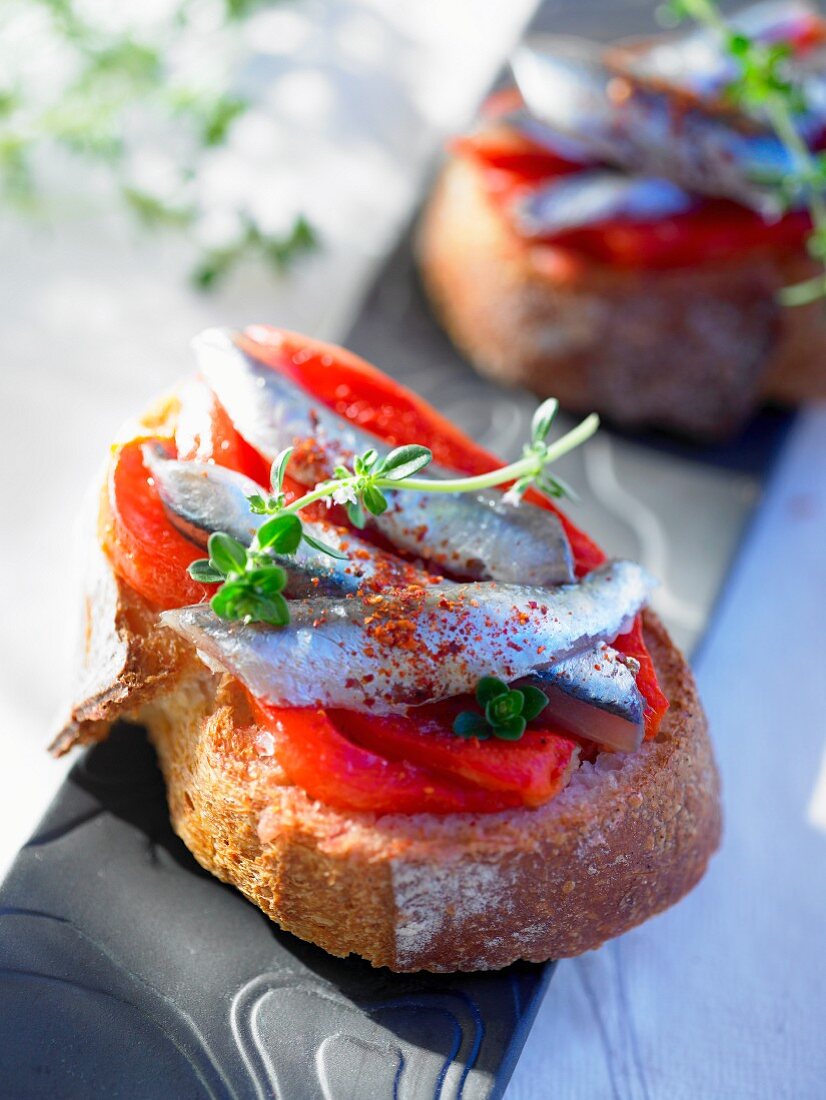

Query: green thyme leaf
243,566,287,596
521,685,549,722
208,532,247,575
301,529,349,560
188,559,225,583
210,580,246,619
379,444,433,481
486,689,524,727
247,591,290,627
362,485,388,516
475,676,509,706
531,398,559,446
537,472,577,502
257,513,302,554
355,449,378,475
493,715,527,741
270,448,294,494
346,498,367,529
452,712,491,739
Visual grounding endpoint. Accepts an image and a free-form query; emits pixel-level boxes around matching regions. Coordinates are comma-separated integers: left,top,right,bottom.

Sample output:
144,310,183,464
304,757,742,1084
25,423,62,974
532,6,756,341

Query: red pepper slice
457,123,813,269
256,702,576,815
614,618,669,738
101,438,214,610
332,704,579,808
175,376,272,485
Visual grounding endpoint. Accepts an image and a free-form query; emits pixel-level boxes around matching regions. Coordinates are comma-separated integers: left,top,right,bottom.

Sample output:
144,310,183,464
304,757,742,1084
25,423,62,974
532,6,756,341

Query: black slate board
0,726,551,1099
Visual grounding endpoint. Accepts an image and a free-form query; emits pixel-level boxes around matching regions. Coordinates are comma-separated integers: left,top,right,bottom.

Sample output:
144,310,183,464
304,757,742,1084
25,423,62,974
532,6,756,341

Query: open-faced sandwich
418,1,826,439
54,326,720,972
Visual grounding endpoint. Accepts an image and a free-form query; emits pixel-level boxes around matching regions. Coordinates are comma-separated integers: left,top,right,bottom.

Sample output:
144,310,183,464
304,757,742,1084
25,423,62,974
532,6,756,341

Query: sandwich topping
454,1,826,277
101,326,668,815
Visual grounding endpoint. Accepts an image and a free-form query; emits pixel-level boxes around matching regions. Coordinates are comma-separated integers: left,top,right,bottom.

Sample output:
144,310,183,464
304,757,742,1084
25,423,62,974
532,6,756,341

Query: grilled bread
53,395,721,973
418,157,826,440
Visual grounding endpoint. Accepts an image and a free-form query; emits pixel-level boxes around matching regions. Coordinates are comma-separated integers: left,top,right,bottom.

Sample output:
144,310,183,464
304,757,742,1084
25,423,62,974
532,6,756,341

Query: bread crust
417,158,826,439
54,391,721,973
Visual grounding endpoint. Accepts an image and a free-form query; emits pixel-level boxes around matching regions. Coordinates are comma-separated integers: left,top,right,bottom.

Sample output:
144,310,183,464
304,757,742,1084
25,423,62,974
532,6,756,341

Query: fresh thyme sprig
665,0,826,305
453,676,550,741
187,399,600,626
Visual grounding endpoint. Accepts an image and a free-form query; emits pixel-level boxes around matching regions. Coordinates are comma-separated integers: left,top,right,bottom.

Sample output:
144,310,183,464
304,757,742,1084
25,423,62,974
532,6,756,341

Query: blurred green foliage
0,0,317,288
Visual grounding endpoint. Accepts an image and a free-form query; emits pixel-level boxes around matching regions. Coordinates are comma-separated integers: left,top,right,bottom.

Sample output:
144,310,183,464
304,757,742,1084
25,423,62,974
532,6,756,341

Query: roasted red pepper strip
457,120,813,269
255,702,576,815
175,376,272,485
614,618,670,737
332,705,579,809
101,438,214,610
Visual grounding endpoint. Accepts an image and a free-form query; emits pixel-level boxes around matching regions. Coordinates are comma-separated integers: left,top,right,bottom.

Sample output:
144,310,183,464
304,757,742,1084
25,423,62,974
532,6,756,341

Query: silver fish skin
511,34,798,214
512,171,694,238
193,328,574,586
161,560,654,714
145,446,646,737
525,643,645,753
142,444,425,598
619,2,823,103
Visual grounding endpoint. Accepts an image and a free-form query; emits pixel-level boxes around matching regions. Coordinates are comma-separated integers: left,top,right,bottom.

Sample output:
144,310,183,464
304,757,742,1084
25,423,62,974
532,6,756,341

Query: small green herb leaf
521,685,549,722
346,498,367,529
455,676,540,741
452,712,491,739
258,513,302,554
208,532,247,575
188,558,225,583
493,715,527,741
485,689,524,727
531,398,558,446
362,484,388,516
355,449,378,475
243,565,287,596
475,676,509,706
270,448,294,494
379,444,433,481
210,580,246,619
250,592,291,627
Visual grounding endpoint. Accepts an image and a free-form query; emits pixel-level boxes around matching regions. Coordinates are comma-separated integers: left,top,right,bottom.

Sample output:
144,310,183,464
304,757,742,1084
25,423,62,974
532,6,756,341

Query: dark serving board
0,1,796,1097
0,727,549,1099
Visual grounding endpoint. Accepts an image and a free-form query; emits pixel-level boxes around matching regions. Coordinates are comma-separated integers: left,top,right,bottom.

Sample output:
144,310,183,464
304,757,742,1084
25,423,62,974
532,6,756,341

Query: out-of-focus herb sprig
664,0,826,305
187,399,599,626
0,0,316,289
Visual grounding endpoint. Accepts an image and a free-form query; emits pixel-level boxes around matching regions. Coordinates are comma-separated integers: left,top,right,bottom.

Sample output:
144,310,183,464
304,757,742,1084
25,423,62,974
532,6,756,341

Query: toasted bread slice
417,158,826,439
53,392,720,972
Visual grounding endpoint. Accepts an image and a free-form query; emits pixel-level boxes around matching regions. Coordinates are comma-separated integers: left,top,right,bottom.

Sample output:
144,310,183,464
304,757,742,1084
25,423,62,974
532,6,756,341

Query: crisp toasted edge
53,384,721,973
417,158,826,438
